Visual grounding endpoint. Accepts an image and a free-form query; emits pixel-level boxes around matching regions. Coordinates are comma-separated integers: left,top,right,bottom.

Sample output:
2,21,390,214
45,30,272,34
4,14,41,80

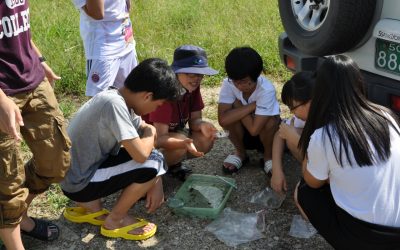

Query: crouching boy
61,58,179,241
218,47,280,174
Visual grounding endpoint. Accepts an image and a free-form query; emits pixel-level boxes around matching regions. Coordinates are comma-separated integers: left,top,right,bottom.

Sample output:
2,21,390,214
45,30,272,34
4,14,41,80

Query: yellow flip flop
100,218,157,241
63,207,109,226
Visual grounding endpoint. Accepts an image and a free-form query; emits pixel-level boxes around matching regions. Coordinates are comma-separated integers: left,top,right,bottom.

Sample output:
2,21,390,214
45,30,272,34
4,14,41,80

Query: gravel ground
21,87,333,249
23,137,332,250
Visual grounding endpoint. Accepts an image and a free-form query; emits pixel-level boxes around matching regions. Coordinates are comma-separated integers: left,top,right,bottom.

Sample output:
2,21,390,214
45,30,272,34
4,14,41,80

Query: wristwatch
38,56,46,63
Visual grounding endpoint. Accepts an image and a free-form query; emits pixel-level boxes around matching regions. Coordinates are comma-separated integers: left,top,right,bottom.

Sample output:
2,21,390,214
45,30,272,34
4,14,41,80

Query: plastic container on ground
167,174,236,219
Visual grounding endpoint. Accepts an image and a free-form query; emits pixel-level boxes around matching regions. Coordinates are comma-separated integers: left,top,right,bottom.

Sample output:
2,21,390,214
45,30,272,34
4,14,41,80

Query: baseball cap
171,45,218,75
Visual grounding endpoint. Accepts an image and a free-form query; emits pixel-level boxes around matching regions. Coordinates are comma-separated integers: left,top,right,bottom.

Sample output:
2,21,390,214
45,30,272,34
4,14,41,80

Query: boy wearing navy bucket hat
143,45,218,180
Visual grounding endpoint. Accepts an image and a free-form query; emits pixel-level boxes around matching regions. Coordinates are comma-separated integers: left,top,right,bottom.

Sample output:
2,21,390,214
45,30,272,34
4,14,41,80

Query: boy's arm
30,40,61,87
153,122,187,150
240,114,271,136
83,0,105,20
217,102,256,127
121,123,155,163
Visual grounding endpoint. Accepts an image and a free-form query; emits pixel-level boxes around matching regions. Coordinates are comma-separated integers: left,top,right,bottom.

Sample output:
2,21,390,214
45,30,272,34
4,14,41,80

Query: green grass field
31,0,289,97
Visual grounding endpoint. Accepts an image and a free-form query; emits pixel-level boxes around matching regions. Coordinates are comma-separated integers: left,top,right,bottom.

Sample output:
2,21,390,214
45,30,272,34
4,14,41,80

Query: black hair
225,47,264,82
281,71,315,108
299,55,400,167
124,58,179,101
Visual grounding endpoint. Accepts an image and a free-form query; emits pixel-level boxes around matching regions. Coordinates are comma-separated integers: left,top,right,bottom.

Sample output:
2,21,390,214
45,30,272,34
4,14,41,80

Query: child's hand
278,118,297,140
146,177,164,213
0,96,24,141
199,121,217,140
141,123,157,139
271,170,287,194
182,138,204,157
232,99,243,108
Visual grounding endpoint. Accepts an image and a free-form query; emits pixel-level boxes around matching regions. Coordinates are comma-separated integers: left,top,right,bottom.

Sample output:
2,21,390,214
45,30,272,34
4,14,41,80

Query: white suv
278,0,400,114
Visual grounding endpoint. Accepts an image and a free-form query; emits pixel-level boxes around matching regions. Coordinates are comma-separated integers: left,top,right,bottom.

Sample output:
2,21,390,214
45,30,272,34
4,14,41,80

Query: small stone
273,236,279,241
81,233,95,243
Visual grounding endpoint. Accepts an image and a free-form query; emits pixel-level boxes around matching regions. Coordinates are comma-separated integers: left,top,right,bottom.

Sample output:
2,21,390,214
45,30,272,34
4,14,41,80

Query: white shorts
85,49,138,96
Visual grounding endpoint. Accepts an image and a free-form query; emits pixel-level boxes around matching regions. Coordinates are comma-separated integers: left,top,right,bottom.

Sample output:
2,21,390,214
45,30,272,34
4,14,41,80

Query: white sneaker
264,160,273,175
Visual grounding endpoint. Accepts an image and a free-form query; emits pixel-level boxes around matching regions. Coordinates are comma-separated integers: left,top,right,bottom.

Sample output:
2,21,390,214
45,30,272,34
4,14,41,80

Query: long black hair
298,55,400,167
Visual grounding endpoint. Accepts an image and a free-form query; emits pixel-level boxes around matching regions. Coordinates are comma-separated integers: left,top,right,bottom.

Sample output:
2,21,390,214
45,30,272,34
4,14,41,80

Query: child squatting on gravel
61,58,180,241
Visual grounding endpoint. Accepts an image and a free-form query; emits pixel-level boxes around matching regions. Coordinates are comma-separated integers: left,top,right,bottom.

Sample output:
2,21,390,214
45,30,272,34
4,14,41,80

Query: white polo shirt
218,76,280,116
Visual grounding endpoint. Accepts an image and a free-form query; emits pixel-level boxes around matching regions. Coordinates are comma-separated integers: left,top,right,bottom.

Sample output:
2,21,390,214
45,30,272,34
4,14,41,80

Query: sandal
21,217,59,242
167,162,192,181
100,218,157,241
260,159,273,177
63,207,110,226
222,154,249,174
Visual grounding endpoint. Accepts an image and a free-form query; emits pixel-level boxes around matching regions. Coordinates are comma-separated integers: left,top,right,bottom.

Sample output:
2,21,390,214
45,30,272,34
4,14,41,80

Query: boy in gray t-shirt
61,58,179,241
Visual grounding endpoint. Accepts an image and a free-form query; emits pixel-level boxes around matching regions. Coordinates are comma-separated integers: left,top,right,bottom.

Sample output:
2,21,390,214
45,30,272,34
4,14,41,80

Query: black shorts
243,126,264,152
63,148,166,202
297,179,400,249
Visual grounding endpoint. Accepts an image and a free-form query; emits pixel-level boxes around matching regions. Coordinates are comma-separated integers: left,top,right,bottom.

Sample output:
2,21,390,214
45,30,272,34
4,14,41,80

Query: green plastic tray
168,174,236,219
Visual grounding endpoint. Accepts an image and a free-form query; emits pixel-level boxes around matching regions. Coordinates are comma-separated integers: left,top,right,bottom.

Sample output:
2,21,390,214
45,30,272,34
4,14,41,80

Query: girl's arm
302,159,328,188
270,132,288,193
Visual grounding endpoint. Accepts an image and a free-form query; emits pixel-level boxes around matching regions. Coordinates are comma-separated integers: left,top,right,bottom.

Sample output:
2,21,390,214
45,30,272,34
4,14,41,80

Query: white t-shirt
306,116,400,227
218,76,280,116
73,0,135,59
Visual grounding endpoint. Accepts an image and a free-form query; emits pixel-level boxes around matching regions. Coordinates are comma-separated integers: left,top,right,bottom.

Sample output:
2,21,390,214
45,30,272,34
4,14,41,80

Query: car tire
278,0,376,56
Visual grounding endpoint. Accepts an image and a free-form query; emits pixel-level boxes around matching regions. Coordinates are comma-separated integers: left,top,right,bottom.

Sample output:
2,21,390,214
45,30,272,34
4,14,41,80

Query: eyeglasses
289,102,306,111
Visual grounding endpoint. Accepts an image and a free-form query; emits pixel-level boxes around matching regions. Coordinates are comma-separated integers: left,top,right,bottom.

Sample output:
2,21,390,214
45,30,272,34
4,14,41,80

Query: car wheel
278,0,376,56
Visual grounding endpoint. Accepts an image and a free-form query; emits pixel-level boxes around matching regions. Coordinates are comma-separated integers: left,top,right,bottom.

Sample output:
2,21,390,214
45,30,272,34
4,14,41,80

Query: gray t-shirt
61,89,142,193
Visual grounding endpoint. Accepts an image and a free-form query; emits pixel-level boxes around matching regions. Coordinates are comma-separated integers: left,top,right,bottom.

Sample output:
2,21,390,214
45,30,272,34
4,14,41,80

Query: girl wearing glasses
269,71,315,194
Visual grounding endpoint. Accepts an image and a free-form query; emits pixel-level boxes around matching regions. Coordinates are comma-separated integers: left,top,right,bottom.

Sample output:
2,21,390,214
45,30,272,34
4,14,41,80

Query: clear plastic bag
249,187,286,209
205,208,265,247
288,215,317,238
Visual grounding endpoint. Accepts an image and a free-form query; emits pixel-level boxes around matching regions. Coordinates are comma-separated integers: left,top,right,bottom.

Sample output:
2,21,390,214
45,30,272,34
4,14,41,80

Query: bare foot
103,215,155,235
76,202,108,221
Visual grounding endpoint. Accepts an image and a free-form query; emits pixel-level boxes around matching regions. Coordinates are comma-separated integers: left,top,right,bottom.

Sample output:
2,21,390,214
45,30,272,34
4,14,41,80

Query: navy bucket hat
171,45,218,75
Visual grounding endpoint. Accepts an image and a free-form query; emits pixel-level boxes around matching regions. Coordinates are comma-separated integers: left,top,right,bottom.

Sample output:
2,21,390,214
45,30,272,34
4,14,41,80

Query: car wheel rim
291,0,330,31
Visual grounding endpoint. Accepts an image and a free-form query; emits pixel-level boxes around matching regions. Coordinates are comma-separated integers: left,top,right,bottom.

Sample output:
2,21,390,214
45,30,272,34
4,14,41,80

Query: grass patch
31,0,290,96
30,184,69,217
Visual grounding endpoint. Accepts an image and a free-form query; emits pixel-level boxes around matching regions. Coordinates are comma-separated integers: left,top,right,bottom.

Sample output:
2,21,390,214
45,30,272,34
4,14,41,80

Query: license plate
375,38,400,75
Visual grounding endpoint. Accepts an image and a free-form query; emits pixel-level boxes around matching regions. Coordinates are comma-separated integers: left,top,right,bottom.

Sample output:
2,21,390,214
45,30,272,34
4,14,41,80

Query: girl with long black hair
295,55,400,249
